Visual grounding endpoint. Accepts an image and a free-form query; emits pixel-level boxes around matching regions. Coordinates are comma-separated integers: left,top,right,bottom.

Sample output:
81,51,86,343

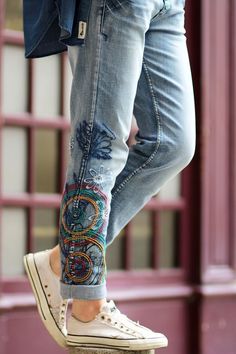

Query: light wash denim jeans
59,0,196,300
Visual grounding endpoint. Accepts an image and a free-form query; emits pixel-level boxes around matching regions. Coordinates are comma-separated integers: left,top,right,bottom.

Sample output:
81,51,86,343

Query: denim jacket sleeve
23,0,92,59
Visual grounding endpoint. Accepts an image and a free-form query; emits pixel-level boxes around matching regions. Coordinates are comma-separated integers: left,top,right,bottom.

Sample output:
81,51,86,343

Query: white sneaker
66,300,168,350
23,250,68,348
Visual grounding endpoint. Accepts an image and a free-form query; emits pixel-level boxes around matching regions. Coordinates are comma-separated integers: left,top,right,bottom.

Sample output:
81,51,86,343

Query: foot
66,300,168,350
23,250,68,348
72,298,107,322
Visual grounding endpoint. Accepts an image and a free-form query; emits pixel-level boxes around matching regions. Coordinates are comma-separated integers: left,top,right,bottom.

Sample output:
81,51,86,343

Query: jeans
59,0,196,300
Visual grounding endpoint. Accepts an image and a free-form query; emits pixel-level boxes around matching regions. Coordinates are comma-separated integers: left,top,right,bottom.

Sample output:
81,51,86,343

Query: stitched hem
60,281,107,300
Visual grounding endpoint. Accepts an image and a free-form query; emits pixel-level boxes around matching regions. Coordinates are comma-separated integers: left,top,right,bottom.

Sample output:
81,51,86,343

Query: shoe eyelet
48,294,51,297
101,315,105,320
44,285,48,288
107,318,111,322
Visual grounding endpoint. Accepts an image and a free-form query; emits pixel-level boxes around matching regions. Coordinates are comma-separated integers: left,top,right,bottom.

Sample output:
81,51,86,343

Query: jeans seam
112,58,162,198
74,8,104,198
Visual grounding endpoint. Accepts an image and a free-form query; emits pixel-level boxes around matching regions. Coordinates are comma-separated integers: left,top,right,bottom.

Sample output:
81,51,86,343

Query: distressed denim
59,0,195,300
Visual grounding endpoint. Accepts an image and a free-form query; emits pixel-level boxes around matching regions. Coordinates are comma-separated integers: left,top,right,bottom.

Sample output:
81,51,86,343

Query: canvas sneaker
23,250,68,348
66,300,168,350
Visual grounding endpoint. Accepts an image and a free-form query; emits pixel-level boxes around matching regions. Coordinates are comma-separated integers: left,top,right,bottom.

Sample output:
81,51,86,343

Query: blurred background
0,1,236,354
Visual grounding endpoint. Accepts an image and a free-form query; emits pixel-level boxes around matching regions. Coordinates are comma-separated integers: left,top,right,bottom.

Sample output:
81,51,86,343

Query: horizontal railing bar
0,193,185,210
2,114,70,129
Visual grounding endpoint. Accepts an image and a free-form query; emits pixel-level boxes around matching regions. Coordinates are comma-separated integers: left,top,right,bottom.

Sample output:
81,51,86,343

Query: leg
59,0,151,301
60,0,169,349
106,0,195,245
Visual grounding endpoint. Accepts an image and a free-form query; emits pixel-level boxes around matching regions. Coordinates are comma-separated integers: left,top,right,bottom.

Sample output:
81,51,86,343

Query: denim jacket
23,0,92,58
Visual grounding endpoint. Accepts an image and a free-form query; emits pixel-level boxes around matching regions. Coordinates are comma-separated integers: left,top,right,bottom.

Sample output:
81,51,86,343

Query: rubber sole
66,334,168,350
23,253,67,348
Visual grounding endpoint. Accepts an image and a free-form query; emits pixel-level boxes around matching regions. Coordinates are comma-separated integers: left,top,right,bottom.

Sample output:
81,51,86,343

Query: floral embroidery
84,166,113,193
75,121,93,156
76,120,116,160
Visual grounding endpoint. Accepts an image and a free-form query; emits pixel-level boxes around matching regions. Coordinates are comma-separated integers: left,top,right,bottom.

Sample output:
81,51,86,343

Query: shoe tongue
100,300,118,314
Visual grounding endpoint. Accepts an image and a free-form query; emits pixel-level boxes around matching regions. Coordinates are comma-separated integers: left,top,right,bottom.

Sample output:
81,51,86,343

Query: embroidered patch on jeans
84,166,113,193
76,120,116,160
61,185,107,236
59,181,108,285
60,120,115,285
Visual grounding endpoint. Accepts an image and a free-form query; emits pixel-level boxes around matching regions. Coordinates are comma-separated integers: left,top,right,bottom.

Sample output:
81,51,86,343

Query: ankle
49,246,61,277
71,299,106,322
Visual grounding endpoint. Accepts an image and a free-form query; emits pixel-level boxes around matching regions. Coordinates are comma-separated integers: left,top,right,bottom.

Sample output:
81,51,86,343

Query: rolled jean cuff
60,281,107,300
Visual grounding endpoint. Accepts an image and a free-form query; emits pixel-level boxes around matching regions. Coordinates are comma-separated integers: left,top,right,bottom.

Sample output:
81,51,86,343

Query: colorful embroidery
62,187,106,236
59,181,108,285
66,252,93,283
60,119,115,286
